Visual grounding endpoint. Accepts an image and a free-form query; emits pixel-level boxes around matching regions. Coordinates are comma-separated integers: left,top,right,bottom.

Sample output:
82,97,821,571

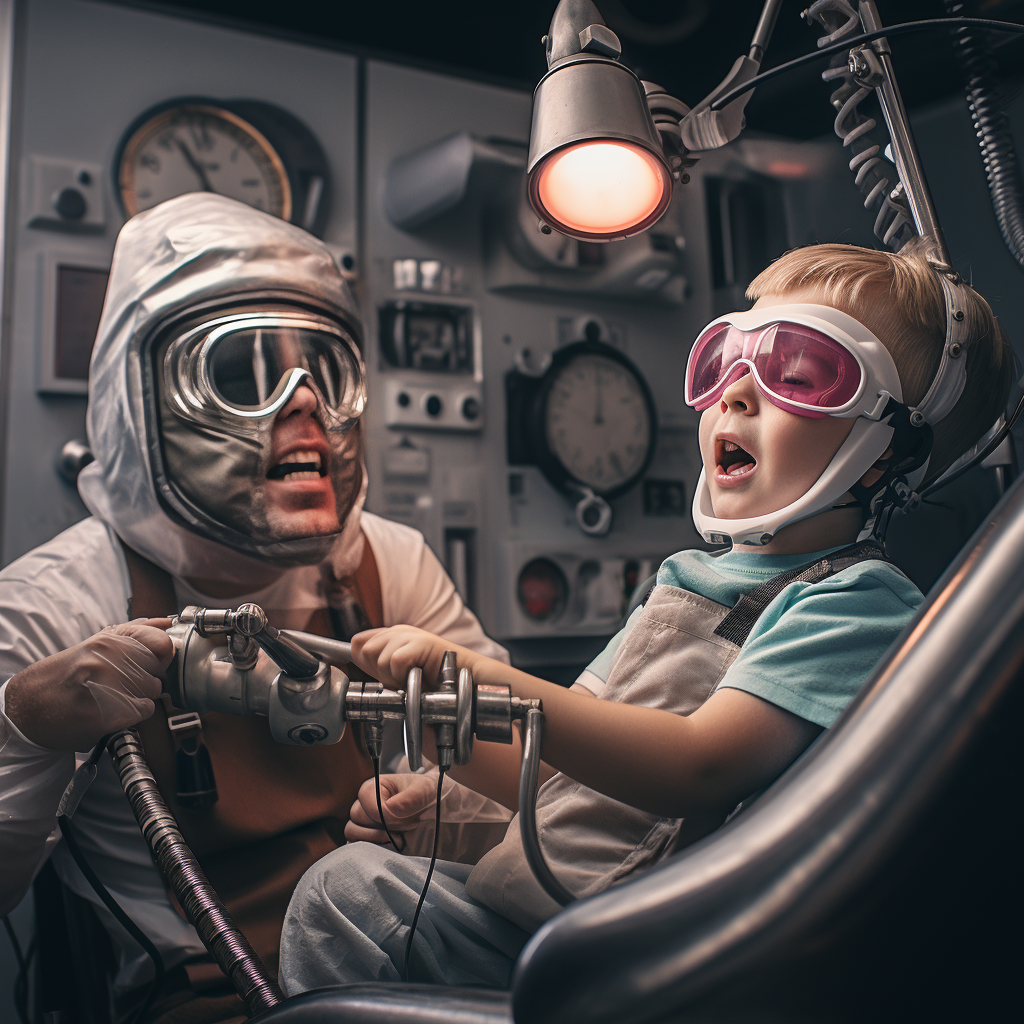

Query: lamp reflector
533,139,671,239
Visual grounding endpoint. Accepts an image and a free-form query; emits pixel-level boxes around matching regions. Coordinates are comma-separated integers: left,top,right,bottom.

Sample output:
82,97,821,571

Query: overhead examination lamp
527,0,781,241
527,0,1024,263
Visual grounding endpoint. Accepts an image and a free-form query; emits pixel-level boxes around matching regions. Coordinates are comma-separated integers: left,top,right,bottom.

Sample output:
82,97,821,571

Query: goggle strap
913,275,972,426
848,396,933,515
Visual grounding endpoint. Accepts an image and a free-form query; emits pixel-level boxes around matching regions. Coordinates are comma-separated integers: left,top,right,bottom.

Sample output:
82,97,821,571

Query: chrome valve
165,606,532,755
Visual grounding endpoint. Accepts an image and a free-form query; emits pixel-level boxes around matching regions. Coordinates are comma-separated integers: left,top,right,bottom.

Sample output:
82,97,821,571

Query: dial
116,103,292,220
530,341,657,498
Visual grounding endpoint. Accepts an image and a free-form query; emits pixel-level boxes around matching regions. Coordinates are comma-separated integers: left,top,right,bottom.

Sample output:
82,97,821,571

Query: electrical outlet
26,156,106,233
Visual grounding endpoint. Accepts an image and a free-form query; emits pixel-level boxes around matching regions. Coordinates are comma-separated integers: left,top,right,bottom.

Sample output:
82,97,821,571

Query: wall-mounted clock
509,340,658,502
113,97,331,236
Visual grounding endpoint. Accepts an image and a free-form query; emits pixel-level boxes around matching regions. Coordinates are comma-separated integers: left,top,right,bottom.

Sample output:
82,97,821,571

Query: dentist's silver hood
78,192,367,583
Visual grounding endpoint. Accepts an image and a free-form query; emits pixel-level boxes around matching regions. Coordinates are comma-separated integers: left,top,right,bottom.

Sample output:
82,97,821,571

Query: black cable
57,815,165,1024
369,753,406,853
2,916,29,1024
13,936,34,1024
709,17,1024,111
403,766,446,983
921,390,1024,495
55,737,164,1024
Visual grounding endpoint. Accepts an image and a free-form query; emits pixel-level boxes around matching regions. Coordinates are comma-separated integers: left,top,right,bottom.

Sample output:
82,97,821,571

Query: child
278,241,1013,991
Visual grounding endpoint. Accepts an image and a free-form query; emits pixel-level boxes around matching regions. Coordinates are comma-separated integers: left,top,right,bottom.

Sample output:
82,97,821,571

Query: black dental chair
23,465,1019,1024
254,461,1023,1024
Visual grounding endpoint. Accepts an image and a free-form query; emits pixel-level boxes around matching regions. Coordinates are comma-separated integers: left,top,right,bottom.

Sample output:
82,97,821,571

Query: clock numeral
139,153,160,173
189,122,214,151
241,178,260,188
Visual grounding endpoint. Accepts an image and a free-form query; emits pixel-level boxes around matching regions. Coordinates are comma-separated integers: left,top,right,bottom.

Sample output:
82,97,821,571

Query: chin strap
848,394,934,542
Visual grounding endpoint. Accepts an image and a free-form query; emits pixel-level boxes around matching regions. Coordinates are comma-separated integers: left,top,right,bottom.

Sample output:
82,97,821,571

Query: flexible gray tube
518,709,575,907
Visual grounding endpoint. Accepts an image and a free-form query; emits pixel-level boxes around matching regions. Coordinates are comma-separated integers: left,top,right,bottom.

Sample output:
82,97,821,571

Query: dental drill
98,604,571,1016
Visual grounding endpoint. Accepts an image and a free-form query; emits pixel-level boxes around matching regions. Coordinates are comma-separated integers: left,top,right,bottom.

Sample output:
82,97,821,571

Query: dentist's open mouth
717,439,756,478
267,450,327,481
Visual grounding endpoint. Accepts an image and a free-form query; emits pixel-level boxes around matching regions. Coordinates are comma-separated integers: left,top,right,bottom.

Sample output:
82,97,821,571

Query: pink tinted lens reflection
686,324,750,407
685,320,863,412
754,324,861,408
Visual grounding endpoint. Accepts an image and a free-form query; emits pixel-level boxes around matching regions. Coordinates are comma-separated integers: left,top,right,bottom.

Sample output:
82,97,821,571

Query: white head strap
913,274,972,427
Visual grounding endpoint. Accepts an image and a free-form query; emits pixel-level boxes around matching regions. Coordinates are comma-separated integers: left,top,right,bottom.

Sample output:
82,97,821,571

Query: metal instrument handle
404,667,423,771
518,707,575,906
279,629,353,668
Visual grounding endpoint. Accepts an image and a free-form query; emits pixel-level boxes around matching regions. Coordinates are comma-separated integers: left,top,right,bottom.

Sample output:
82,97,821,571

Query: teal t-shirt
585,545,923,728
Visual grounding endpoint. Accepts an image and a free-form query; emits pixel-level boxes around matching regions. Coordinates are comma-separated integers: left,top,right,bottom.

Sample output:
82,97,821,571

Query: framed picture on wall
36,251,110,395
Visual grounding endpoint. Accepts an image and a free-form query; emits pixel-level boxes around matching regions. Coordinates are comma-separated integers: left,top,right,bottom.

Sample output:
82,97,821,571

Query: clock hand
594,369,604,426
175,138,214,192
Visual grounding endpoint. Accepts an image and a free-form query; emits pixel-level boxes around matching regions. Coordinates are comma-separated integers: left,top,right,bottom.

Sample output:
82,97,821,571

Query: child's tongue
720,441,755,475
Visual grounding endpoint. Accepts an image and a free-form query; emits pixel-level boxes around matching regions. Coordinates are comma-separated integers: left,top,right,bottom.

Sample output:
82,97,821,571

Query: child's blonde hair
747,239,1015,483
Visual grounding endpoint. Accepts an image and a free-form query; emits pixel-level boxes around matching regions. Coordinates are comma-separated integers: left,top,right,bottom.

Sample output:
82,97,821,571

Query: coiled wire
806,0,915,249
945,0,1024,270
108,729,282,1018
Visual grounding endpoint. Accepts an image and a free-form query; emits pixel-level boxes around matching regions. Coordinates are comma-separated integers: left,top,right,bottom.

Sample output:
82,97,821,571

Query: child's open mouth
715,439,757,482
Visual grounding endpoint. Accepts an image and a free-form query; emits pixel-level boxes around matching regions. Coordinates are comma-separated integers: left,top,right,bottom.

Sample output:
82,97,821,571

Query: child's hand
344,772,438,846
350,625,451,689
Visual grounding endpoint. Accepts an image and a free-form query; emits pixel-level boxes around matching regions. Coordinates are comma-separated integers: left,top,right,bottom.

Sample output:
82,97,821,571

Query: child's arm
351,626,821,819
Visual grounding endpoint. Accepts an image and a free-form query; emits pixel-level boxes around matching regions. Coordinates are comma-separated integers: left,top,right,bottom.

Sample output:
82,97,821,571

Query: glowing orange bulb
535,140,670,238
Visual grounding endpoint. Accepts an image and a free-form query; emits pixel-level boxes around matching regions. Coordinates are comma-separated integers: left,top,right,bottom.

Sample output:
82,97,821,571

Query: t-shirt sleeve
715,566,921,728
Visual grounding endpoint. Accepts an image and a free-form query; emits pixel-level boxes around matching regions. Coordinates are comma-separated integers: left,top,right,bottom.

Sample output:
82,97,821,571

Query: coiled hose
806,0,915,249
944,0,1024,270
108,730,282,1018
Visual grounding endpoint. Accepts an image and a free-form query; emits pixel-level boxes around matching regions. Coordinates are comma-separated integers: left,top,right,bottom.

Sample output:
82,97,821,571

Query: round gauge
530,341,657,499
115,101,292,221
517,558,569,622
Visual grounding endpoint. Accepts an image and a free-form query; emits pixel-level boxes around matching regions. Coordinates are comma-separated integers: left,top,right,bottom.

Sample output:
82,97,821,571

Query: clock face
542,350,655,494
117,104,292,220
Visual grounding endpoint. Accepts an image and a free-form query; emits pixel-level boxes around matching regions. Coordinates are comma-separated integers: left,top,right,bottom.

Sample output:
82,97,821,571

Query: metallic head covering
79,193,368,583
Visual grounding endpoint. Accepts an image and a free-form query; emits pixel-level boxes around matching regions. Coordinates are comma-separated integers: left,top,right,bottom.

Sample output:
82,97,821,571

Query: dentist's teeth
723,441,738,451
279,451,321,467
287,471,321,481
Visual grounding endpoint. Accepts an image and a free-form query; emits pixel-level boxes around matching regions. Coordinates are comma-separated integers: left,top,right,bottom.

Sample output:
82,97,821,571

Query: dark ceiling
119,0,1024,139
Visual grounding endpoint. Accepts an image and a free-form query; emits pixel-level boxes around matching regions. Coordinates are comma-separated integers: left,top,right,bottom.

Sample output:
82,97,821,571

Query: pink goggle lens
686,321,863,414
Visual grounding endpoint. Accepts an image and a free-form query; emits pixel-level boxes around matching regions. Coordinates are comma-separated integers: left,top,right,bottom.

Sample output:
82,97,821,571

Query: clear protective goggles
164,312,367,425
684,304,903,420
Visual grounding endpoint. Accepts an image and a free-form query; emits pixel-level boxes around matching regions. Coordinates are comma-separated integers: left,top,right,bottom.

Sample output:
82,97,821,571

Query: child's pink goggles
685,319,866,418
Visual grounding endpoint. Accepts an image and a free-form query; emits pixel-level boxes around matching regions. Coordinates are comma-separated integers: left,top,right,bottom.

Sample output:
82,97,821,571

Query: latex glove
3,619,174,751
344,772,439,846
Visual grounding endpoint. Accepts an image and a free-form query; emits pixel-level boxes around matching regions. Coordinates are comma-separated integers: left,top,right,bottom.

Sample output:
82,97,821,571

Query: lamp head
526,0,673,241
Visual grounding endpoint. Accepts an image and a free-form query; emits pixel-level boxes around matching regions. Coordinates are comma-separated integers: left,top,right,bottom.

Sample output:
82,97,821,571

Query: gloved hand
3,619,174,751
344,772,439,846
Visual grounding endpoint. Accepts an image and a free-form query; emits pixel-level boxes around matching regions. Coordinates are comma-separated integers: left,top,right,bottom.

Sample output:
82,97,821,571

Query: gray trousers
278,842,532,994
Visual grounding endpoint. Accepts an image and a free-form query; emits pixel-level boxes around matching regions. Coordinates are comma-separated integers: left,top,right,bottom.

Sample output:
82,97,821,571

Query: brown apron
123,540,381,1022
